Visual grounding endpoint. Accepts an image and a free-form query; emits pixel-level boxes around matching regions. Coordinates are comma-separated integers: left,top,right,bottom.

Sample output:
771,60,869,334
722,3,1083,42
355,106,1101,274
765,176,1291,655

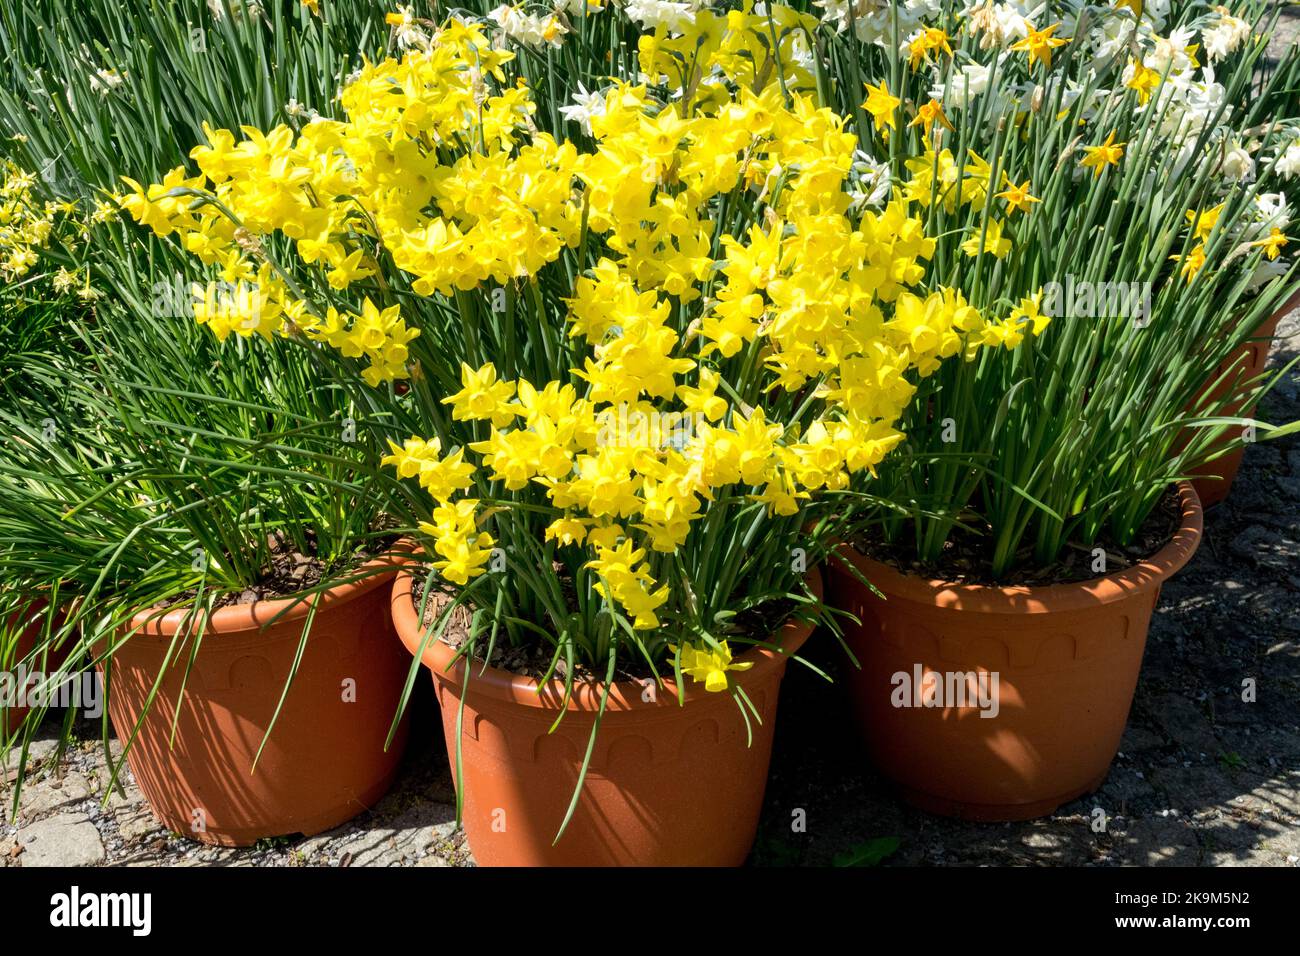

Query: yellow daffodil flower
909,98,953,133
862,80,901,132
1252,228,1288,260
995,176,1040,214
1011,22,1070,70
1080,131,1125,177
670,640,754,693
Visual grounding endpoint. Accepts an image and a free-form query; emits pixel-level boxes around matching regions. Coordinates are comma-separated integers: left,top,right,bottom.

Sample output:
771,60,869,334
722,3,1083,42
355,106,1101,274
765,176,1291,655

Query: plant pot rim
835,481,1202,614
391,565,822,712
127,543,416,638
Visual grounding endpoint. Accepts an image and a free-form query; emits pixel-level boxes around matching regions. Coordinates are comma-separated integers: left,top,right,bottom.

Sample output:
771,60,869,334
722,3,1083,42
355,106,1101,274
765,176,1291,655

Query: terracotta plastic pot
1,599,68,738
105,556,410,846
391,568,820,866
830,482,1202,821
1187,287,1300,507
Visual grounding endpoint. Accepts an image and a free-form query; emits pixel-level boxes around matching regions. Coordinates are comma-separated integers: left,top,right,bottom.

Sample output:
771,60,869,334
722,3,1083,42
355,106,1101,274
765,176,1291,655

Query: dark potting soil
408,575,617,682
849,485,1183,587
158,529,401,611
408,574,799,685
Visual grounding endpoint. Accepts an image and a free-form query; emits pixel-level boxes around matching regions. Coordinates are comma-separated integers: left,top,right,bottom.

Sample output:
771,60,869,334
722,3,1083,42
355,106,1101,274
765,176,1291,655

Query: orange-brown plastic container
830,483,1202,821
392,568,819,866
106,558,409,846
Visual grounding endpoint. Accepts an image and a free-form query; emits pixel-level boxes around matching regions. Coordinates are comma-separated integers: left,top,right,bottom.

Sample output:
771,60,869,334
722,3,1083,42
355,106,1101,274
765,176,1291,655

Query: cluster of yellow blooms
1177,200,1288,281
120,19,1050,685
0,162,72,281
0,161,115,298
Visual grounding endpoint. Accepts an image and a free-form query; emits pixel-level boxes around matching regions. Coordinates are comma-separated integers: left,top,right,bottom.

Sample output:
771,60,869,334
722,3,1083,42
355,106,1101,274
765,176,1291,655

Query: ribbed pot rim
833,481,1202,615
391,565,822,712
125,545,413,639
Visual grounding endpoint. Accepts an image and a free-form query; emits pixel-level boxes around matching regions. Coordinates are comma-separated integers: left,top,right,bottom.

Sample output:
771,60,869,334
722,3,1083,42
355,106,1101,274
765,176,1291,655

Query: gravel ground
4,310,1298,868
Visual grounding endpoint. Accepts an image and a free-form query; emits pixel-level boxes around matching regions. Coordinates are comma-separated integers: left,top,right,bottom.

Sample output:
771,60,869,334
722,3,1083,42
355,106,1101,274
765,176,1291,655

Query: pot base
133,763,405,847
893,768,1109,822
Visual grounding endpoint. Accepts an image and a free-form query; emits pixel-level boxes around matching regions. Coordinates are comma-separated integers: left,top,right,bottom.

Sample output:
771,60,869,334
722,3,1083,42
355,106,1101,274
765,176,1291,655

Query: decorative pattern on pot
391,567,819,866
830,483,1202,822
104,557,410,847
